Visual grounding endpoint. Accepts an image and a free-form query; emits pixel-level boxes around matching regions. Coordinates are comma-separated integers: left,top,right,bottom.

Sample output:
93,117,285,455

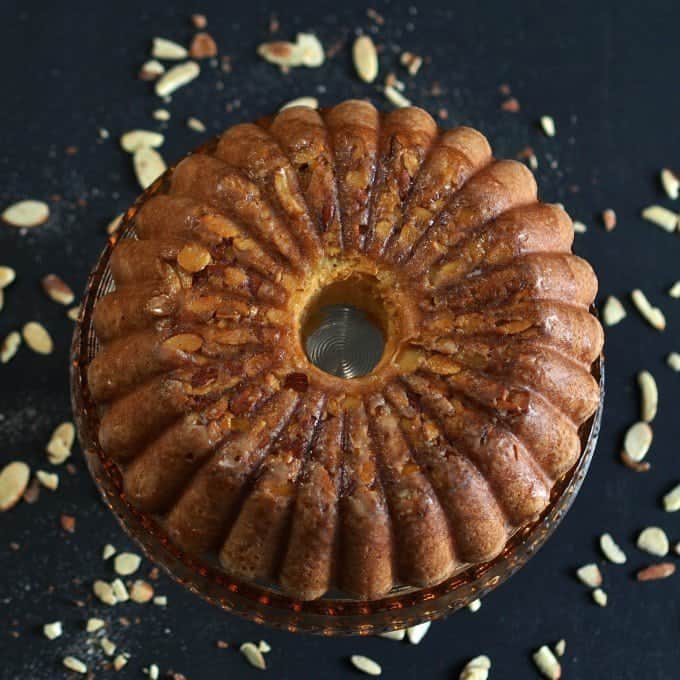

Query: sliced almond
459,655,491,680
86,617,106,633
630,289,665,330
669,281,680,298
600,532,627,564
189,32,218,59
129,579,154,603
114,552,141,576
0,266,16,288
120,130,164,153
592,588,607,607
662,483,680,512
353,35,379,83
637,526,669,557
257,40,300,67
63,657,87,675
1,331,21,364
155,61,200,97
575,563,602,588
602,295,626,326
280,96,319,111
467,598,482,613
661,168,680,200
667,352,680,371
641,205,678,232
106,213,124,235
133,147,166,190
153,595,167,606
637,370,658,422
378,629,406,640
93,580,117,606
152,37,188,60
113,654,129,671
163,333,203,353
46,421,75,465
384,85,411,108
240,642,266,670
602,208,617,231
139,59,165,81
296,33,324,67
191,13,207,29
100,636,116,656
147,664,160,680
102,544,116,560
406,621,430,645
42,274,75,305
554,640,566,657
22,321,53,354
0,462,30,511
187,117,206,132
532,645,561,679
43,621,63,640
623,421,653,462
637,562,676,581
400,51,423,76
540,116,556,137
2,200,49,228
111,578,129,602
350,655,381,676
258,640,271,653
36,470,59,491
67,305,81,321
152,108,171,121
573,220,587,233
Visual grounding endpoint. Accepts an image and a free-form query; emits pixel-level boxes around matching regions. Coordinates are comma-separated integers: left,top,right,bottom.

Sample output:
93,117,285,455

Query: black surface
2,0,679,677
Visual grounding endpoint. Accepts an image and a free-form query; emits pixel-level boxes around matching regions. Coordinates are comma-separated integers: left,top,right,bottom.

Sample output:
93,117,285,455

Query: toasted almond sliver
0,462,31,511
43,621,63,640
406,621,430,645
641,205,678,232
2,200,50,228
0,266,16,288
662,483,680,512
353,35,379,83
1,331,21,364
602,295,626,326
155,61,200,97
592,588,608,607
93,580,117,606
630,289,665,330
120,130,165,153
36,470,59,491
280,96,319,111
573,220,587,233
378,629,406,640
532,645,561,680
240,642,266,670
22,321,53,355
637,526,669,557
667,352,680,371
384,85,411,108
86,617,106,633
576,563,602,588
42,274,75,305
130,579,155,603
152,37,188,60
540,116,556,137
600,532,627,564
114,552,141,576
661,168,680,200
63,657,87,675
623,421,653,462
187,117,206,132
637,562,676,581
554,639,566,657
46,421,75,465
602,208,617,231
350,655,382,676
637,370,658,422
459,655,491,680
133,147,167,190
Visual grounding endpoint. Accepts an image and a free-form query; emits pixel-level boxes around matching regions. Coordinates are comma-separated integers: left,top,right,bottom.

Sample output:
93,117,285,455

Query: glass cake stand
70,167,605,636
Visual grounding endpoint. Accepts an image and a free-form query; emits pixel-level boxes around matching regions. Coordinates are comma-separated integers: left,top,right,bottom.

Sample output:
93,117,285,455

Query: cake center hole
301,277,387,379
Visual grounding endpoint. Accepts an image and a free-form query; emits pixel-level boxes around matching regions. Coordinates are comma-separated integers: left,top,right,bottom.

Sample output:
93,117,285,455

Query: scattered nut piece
63,656,87,675
67,305,80,321
641,205,678,232
350,655,381,676
554,640,566,657
602,208,616,231
378,629,406,640
623,421,653,462
86,617,105,633
501,97,520,112
152,108,171,121
592,588,608,607
258,640,271,653
60,513,75,533
130,579,155,603
147,664,160,680
102,544,116,560
662,483,680,512
572,220,587,233
2,200,50,228
0,266,15,288
637,370,658,422
600,532,627,564
93,580,117,606
532,645,561,679
400,50,423,76
406,621,430,645
139,59,165,81
296,33,325,67
191,13,207,28
41,274,75,305
155,61,200,97
637,562,676,581
602,295,626,326
120,130,164,153
100,636,116,656
153,595,167,606
280,96,319,111
43,621,63,640
576,563,602,588
106,213,124,235
1,331,21,364
667,352,680,371
133,147,166,190
22,321,53,354
36,470,59,491
353,35,379,83
189,32,217,59
669,281,680,298
660,168,679,200
467,598,482,613
187,117,206,132
152,37,188,60
384,85,411,108
240,642,266,670
177,243,211,272
637,526,669,556
540,116,556,137
113,654,129,671
258,33,324,68
630,289,665,330
114,552,141,576
111,578,129,602
46,422,75,465
0,462,30,511
459,655,491,680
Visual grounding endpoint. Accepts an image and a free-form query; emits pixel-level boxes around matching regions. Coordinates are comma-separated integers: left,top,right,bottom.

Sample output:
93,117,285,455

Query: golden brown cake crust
87,100,603,601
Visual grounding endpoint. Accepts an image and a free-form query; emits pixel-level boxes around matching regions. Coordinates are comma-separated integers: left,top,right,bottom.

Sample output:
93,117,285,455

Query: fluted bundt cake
87,100,603,601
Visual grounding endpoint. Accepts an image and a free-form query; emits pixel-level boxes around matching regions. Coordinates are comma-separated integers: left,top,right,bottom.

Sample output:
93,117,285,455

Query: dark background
2,0,679,677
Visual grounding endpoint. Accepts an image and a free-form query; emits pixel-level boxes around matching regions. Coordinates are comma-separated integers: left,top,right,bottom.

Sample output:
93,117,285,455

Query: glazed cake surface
88,100,603,601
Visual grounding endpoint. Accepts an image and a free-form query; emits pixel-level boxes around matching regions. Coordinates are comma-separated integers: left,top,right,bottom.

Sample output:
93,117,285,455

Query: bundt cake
87,100,603,601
